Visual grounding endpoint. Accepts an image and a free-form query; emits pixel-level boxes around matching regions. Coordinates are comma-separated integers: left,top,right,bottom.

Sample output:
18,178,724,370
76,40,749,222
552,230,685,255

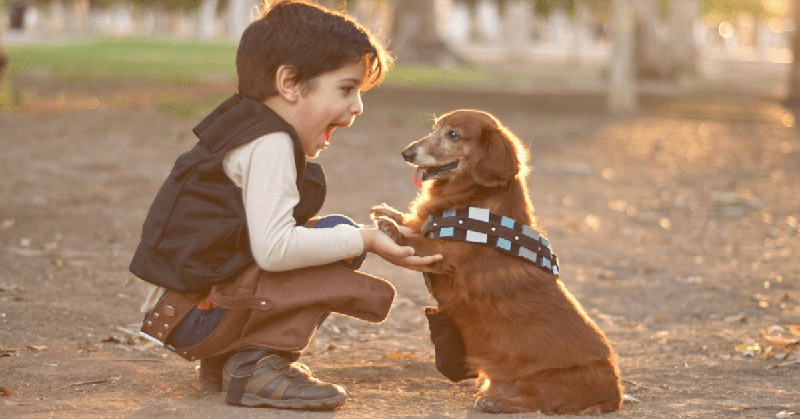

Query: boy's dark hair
237,0,393,101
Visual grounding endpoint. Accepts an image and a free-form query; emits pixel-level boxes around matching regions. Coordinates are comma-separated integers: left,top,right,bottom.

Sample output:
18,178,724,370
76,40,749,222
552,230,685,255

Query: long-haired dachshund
371,110,622,414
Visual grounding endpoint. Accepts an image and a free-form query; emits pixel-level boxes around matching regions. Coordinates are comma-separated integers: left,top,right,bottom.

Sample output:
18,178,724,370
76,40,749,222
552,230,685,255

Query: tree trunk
502,0,531,59
608,0,637,114
227,0,258,43
634,0,698,80
786,0,800,105
390,0,462,65
198,0,219,40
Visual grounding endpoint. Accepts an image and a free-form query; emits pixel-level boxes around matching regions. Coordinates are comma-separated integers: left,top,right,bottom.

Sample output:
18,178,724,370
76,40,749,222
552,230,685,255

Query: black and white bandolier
420,207,559,277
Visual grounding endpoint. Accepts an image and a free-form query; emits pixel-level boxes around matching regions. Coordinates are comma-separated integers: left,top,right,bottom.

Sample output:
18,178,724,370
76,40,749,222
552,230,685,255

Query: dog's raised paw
474,398,502,414
370,204,404,224
375,216,403,243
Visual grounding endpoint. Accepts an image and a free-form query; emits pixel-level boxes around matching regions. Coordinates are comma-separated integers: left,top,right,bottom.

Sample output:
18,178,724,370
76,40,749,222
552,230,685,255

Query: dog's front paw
474,398,503,414
370,203,404,224
375,216,404,243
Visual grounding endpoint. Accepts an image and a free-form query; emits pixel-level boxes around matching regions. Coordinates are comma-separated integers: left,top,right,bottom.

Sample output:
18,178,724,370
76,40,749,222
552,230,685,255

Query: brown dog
371,110,622,414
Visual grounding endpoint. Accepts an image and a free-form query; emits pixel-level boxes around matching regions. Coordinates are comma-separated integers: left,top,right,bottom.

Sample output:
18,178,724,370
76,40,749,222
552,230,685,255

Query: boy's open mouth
325,123,345,144
413,160,459,182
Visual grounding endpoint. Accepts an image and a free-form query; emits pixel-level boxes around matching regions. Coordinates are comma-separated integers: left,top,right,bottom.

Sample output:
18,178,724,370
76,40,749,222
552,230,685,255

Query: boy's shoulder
193,95,297,153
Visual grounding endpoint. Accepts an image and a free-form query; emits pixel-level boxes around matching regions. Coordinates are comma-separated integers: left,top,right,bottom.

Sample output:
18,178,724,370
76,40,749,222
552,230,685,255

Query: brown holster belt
139,289,205,349
140,262,396,361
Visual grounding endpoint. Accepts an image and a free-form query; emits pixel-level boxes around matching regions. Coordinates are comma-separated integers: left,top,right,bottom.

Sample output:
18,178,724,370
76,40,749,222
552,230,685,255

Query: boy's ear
275,65,301,102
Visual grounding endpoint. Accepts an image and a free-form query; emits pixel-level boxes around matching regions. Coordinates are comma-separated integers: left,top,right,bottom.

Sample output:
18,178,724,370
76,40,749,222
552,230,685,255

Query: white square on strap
522,225,539,240
468,207,491,222
465,230,488,243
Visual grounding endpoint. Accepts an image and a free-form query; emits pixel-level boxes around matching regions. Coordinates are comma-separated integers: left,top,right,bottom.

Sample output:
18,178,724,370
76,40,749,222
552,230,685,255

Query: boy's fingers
402,254,442,265
397,225,415,236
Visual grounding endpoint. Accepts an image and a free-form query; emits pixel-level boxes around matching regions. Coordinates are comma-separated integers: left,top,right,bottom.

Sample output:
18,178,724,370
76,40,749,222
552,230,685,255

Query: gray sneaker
222,349,346,410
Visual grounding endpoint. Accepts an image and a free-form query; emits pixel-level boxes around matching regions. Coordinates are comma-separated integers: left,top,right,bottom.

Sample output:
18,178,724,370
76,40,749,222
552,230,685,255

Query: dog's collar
420,207,559,277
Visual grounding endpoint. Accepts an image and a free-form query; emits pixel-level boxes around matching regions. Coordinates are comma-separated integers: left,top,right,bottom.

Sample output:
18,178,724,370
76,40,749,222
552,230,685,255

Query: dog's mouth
413,160,459,182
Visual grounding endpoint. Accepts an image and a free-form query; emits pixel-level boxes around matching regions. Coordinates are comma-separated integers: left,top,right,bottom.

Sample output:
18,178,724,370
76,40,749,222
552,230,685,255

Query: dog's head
403,110,526,187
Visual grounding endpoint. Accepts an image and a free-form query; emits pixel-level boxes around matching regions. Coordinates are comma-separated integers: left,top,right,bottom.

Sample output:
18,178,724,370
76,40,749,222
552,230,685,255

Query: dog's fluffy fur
371,110,622,414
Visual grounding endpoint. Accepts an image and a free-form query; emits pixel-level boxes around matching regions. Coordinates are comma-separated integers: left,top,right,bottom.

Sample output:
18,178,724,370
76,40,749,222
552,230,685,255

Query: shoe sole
232,392,346,410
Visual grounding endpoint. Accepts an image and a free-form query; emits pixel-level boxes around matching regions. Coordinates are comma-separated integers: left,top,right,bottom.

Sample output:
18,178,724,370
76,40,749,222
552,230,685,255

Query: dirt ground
1,72,799,419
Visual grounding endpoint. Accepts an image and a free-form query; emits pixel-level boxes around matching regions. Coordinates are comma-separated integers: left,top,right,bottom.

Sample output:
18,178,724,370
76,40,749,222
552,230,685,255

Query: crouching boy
129,0,440,410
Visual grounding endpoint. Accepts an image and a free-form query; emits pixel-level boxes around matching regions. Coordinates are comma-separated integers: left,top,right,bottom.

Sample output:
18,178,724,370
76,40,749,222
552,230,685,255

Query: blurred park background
1,0,800,111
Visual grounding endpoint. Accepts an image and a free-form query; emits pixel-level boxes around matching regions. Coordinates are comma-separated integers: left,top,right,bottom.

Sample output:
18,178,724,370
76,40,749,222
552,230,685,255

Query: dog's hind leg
474,378,537,413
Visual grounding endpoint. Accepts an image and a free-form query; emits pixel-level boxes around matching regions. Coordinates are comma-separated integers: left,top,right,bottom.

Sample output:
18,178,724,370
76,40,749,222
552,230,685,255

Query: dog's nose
401,148,416,162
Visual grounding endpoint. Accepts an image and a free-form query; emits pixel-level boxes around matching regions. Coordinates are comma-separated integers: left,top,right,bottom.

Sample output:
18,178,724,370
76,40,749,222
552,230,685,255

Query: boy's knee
309,214,357,229
307,215,366,269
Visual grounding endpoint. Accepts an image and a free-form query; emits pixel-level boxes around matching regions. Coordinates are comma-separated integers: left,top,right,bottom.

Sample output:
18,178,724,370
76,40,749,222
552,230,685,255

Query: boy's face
295,60,366,158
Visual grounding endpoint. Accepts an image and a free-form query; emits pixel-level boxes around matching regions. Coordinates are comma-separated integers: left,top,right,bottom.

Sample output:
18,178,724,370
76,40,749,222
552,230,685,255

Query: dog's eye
447,130,461,141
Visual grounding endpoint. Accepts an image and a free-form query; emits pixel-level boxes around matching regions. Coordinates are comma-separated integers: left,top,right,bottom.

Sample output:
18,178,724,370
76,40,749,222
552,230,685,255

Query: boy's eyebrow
340,77,363,84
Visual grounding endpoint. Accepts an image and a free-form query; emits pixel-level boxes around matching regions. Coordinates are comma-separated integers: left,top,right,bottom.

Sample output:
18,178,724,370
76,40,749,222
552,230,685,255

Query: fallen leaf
735,342,762,357
70,379,107,387
0,348,19,357
0,387,12,396
650,331,669,340
724,314,747,323
0,283,25,293
787,325,800,337
26,345,47,352
102,336,123,344
386,353,414,359
776,411,796,419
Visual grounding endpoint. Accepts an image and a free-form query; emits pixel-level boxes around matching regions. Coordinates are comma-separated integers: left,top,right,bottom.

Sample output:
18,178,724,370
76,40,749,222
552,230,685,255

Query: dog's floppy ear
473,127,519,187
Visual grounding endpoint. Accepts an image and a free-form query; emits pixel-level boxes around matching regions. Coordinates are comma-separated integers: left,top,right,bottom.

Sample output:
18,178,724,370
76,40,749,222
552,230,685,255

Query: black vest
129,94,327,291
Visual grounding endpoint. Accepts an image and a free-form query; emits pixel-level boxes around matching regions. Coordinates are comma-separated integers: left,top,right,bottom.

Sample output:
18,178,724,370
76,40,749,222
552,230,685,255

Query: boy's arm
225,133,364,271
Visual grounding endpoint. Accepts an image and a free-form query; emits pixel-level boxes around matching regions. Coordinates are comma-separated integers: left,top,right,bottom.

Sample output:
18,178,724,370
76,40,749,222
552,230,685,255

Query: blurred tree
198,0,219,39
607,0,635,114
634,0,699,80
786,0,800,105
390,0,462,65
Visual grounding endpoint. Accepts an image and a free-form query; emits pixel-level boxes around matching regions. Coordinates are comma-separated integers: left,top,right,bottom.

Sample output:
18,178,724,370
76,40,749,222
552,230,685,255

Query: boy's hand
360,227,443,272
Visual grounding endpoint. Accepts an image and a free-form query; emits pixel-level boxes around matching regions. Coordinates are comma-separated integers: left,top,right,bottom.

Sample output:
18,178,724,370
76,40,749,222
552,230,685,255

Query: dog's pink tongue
412,167,423,188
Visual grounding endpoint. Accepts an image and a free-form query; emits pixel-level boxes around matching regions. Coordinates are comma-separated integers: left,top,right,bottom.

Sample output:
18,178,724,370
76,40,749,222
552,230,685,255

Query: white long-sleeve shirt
141,131,364,312
222,131,364,271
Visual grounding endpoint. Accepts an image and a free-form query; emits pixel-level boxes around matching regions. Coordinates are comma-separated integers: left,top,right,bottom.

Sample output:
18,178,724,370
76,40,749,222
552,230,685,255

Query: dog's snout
401,147,417,163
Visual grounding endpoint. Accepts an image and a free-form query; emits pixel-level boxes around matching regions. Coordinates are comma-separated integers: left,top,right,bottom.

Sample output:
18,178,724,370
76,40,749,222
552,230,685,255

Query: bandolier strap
420,207,559,277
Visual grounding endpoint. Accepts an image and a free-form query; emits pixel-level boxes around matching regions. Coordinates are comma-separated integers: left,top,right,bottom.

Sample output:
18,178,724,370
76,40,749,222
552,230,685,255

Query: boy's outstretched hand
360,226,443,273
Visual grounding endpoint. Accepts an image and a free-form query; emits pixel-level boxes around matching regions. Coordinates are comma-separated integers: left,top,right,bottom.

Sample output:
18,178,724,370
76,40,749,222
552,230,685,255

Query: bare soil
1,76,799,419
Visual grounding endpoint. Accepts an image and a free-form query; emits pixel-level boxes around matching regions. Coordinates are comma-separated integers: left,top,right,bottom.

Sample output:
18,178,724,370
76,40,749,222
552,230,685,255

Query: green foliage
701,0,769,18
5,37,237,84
534,0,577,17
156,94,230,118
3,37,506,89
386,63,495,86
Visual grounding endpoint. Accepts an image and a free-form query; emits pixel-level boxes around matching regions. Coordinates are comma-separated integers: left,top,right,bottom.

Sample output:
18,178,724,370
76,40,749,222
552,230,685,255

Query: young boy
130,0,440,410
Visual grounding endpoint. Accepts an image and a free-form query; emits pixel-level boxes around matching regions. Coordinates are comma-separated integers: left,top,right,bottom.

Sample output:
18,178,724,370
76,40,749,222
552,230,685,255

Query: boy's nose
350,94,363,116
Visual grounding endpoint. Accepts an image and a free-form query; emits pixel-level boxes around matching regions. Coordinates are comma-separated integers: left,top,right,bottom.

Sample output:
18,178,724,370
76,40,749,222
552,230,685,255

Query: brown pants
141,263,396,361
